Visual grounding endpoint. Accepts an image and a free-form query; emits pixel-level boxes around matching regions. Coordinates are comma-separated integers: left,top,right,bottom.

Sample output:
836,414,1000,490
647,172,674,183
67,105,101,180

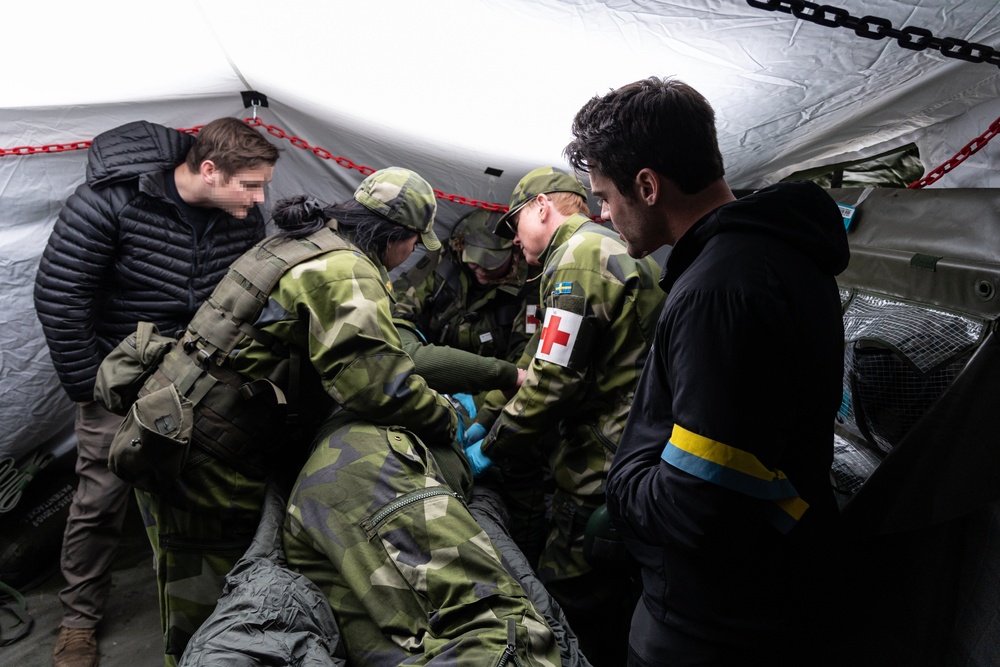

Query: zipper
586,422,619,455
496,618,523,667
160,533,250,552
188,227,200,312
361,486,459,540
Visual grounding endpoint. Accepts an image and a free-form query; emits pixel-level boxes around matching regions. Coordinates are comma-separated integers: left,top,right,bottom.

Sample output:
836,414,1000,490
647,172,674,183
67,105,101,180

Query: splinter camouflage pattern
481,213,665,582
284,416,562,667
496,167,589,239
393,208,540,365
135,468,265,665
137,216,465,665
355,166,442,251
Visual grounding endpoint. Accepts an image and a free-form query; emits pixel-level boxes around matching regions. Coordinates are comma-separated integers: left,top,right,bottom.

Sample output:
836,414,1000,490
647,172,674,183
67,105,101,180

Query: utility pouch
583,503,628,566
109,384,192,494
95,322,176,415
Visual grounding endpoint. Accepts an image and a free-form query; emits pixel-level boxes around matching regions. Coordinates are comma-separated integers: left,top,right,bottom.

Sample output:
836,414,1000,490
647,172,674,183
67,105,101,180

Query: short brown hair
185,117,279,178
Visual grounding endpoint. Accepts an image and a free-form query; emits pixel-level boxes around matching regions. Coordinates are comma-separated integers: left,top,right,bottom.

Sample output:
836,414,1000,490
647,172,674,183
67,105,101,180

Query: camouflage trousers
134,448,266,667
283,417,561,667
536,489,601,584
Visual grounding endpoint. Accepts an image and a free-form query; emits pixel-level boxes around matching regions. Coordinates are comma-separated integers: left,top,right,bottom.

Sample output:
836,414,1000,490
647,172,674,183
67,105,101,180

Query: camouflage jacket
393,248,540,365
481,214,665,501
229,225,457,448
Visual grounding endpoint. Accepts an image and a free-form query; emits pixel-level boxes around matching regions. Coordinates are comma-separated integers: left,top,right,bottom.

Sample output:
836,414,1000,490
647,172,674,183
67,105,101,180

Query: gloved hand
463,422,487,447
449,392,478,420
455,411,466,446
463,440,493,478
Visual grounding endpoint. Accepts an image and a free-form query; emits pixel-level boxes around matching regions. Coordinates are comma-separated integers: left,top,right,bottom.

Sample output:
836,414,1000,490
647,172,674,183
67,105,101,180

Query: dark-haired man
565,77,849,666
35,116,279,667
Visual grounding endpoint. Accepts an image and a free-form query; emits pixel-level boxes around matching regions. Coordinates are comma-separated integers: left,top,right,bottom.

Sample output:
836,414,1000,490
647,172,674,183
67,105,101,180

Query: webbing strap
189,224,355,361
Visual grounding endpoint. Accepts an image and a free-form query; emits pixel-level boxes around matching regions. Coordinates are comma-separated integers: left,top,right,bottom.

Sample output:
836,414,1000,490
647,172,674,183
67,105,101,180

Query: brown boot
53,626,99,667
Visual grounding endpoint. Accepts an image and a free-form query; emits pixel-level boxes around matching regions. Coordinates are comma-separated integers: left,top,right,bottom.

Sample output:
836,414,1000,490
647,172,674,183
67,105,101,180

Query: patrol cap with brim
354,166,442,251
495,166,588,239
455,209,512,270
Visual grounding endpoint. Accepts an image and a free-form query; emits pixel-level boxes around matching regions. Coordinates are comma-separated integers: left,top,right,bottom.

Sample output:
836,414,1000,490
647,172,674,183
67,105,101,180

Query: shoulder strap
398,249,443,293
186,224,355,363
427,252,462,308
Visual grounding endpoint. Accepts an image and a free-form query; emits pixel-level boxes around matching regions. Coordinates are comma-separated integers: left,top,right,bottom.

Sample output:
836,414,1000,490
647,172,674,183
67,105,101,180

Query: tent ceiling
4,0,1000,189
3,0,1000,458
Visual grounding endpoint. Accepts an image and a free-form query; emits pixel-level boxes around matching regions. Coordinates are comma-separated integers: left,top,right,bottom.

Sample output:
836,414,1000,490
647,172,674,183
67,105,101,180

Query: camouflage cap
452,209,512,270
495,166,588,239
354,167,442,251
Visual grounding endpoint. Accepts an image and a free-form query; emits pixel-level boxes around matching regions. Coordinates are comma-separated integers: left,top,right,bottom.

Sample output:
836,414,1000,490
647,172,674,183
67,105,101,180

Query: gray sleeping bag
180,484,591,667
179,484,346,667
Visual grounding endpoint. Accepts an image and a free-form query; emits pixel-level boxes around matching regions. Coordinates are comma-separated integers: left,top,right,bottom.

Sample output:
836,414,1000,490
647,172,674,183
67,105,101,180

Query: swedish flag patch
553,282,573,295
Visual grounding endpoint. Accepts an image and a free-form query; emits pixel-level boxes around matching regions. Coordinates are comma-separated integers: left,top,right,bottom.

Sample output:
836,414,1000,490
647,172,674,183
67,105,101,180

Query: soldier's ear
535,193,551,221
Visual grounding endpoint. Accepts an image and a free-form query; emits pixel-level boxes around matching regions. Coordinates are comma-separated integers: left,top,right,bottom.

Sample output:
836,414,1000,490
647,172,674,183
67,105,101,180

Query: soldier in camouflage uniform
276,172,560,666
136,168,558,666
465,167,666,666
284,415,560,667
393,207,540,390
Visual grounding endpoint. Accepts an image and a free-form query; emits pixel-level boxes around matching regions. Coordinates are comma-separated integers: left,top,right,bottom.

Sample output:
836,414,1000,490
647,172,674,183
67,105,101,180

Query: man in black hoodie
34,117,279,667
564,78,849,666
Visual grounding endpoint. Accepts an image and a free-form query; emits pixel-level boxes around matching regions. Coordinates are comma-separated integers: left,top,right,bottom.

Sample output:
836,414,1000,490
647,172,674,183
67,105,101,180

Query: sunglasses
505,197,538,237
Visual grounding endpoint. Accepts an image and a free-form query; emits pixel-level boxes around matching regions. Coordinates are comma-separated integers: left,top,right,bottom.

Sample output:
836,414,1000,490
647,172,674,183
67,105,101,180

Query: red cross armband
535,292,595,371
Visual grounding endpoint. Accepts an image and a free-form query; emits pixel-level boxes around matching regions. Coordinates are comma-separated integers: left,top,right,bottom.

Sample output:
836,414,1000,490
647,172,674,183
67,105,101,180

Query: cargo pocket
109,384,192,494
158,530,254,658
94,321,175,415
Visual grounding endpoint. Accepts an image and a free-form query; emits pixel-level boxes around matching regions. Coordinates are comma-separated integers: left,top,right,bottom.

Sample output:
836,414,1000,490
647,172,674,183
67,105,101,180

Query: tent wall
828,187,1000,665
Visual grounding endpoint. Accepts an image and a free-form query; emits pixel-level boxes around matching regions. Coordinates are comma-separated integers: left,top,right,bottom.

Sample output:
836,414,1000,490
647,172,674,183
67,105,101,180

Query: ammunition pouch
582,503,628,566
110,384,193,494
94,322,175,415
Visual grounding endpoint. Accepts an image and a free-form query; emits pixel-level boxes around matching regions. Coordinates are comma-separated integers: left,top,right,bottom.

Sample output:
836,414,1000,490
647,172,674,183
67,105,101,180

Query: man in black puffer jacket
33,117,279,667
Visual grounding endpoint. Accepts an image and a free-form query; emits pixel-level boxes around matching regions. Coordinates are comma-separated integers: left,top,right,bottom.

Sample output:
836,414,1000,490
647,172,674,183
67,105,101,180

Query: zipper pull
503,617,523,667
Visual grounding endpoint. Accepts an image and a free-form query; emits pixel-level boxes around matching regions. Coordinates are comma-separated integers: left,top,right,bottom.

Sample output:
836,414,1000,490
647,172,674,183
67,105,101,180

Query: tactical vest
401,250,526,359
139,223,356,480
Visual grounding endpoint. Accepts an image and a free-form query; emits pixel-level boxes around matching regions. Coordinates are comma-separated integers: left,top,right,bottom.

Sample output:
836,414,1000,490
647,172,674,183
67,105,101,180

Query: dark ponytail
271,195,330,239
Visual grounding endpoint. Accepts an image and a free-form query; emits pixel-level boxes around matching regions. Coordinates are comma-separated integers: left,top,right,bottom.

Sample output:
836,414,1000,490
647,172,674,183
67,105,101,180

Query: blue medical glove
454,411,466,446
463,422,487,447
464,440,493,478
450,392,478,420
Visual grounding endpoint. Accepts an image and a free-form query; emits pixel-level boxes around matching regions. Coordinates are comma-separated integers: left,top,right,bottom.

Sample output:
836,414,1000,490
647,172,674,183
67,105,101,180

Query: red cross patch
525,305,540,334
535,307,582,367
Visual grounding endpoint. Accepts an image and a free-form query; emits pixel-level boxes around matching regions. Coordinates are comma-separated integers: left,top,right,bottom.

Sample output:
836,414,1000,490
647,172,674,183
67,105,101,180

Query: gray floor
1,506,163,667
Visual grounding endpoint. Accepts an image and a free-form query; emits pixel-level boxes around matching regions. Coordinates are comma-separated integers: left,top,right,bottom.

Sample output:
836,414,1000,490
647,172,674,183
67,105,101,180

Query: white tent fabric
3,0,1000,458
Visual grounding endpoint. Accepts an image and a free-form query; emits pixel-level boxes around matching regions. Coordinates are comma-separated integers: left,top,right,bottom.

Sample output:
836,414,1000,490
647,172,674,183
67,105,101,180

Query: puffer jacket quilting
33,120,264,401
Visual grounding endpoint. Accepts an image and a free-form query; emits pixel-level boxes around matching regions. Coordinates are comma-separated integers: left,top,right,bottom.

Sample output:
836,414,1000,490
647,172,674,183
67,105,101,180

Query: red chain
908,115,1000,188
244,117,377,177
6,111,999,193
0,116,514,212
0,141,93,156
0,126,204,157
244,118,508,211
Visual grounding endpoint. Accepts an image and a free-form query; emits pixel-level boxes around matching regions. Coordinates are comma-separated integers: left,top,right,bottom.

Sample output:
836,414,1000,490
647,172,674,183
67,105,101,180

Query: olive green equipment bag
94,321,176,416
96,224,355,495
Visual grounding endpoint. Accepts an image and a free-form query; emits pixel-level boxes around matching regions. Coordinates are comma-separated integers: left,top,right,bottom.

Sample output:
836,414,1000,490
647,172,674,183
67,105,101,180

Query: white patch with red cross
535,307,582,367
525,305,540,334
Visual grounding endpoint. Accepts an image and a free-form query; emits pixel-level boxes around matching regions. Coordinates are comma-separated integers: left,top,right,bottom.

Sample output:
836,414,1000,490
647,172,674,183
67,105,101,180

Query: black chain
747,0,1000,68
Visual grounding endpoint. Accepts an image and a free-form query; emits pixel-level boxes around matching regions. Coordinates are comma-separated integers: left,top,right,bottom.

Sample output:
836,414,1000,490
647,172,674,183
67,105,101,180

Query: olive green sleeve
396,320,519,395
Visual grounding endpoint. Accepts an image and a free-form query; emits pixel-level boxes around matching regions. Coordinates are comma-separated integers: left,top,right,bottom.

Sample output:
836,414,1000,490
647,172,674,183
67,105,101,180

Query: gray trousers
58,400,130,628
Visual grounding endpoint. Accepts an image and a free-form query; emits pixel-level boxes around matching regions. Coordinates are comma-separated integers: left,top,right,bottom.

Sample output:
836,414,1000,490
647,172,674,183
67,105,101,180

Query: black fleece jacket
606,181,850,651
33,120,264,402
